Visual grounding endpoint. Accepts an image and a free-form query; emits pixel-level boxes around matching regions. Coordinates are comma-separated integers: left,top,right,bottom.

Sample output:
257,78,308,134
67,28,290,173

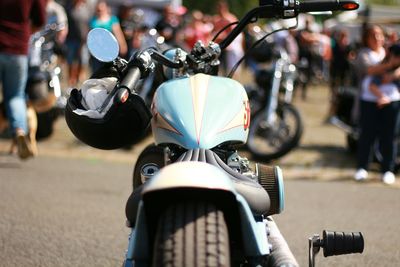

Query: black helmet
65,63,152,150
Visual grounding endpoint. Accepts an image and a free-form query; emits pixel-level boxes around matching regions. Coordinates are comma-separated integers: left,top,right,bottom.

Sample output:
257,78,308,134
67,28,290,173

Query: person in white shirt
354,25,400,184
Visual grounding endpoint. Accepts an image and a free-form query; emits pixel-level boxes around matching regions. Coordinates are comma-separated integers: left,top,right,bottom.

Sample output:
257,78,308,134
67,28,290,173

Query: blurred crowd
43,1,399,93
49,0,400,185
51,0,246,86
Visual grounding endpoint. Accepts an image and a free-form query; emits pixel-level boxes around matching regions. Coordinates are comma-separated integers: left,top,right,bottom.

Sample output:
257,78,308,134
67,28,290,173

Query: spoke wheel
247,103,303,161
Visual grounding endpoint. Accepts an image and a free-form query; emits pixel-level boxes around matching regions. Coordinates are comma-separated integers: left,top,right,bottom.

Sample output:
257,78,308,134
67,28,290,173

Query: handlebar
298,0,359,13
120,66,142,92
150,50,183,69
220,0,358,49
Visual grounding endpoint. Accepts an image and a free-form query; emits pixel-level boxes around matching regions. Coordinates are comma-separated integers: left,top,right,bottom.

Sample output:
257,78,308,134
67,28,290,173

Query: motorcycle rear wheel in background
152,201,230,267
247,103,303,161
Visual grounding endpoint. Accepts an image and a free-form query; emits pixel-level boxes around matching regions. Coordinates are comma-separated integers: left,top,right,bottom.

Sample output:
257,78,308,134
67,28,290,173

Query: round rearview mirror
87,28,119,62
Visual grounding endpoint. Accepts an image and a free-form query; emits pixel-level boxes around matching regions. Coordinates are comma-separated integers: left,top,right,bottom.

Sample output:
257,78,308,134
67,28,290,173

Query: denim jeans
0,53,28,135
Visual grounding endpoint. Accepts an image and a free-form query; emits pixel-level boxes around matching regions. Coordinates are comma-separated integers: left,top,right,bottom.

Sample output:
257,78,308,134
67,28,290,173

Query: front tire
152,201,230,267
247,103,303,161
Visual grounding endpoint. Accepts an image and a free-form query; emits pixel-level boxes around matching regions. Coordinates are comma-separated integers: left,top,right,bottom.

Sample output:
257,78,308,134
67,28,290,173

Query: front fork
282,63,296,103
264,59,283,126
123,203,149,267
50,67,61,98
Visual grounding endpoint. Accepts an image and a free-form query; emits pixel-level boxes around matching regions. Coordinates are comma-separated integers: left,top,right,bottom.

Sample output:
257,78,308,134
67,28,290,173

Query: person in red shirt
212,0,244,75
183,10,213,49
0,0,46,159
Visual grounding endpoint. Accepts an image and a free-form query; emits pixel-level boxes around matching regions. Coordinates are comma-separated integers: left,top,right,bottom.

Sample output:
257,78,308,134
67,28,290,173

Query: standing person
354,25,400,183
0,0,46,159
213,0,244,76
89,0,127,72
65,0,95,87
183,10,213,50
46,0,68,44
295,15,320,99
328,29,352,119
117,4,135,58
155,4,187,48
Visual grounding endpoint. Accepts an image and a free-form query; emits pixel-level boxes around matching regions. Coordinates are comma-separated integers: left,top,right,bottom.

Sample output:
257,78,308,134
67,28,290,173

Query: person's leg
0,53,28,135
357,101,378,170
66,40,80,86
327,65,338,118
0,53,33,159
379,101,400,173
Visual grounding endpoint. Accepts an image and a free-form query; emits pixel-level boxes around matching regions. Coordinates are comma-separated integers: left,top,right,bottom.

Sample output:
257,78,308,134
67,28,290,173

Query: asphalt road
1,154,399,267
1,84,399,266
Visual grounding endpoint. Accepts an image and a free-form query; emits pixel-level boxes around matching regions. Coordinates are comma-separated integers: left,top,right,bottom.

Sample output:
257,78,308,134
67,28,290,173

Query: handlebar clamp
129,51,155,79
282,0,297,18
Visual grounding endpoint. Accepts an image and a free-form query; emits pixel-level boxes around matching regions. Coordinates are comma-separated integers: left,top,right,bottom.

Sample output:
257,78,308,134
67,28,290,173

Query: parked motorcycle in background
27,23,66,139
330,84,359,151
65,1,363,266
245,26,303,161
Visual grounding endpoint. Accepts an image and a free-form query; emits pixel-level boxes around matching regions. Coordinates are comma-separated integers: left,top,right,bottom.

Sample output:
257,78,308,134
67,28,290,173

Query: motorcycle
65,1,363,266
330,85,359,151
245,27,303,161
26,23,66,140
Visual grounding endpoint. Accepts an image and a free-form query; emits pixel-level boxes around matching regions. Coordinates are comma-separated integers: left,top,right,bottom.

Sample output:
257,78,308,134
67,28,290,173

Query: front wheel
247,103,303,161
152,201,230,267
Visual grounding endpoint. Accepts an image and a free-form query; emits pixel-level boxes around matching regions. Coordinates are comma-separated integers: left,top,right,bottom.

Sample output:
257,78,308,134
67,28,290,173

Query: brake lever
96,84,119,113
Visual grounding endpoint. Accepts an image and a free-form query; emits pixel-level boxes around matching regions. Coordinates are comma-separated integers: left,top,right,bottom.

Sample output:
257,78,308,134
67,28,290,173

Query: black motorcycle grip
322,230,364,257
298,0,359,13
120,66,141,92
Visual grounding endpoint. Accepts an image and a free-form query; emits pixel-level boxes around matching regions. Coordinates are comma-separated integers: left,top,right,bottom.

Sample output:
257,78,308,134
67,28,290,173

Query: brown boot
15,129,34,160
